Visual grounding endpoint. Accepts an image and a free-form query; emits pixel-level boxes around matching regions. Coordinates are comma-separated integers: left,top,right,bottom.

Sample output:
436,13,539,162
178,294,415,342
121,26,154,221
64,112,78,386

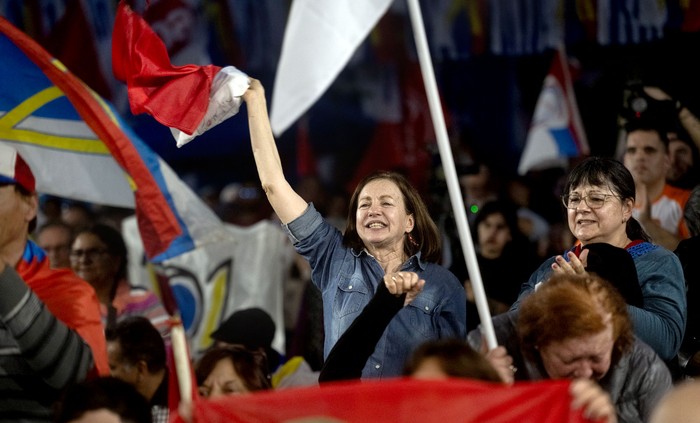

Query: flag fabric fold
0,15,227,262
269,0,394,136
518,45,589,175
170,66,250,148
112,1,249,146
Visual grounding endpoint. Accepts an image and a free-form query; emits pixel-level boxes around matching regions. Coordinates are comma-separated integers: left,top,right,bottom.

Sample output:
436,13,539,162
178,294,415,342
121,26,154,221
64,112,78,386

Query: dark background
4,0,700,199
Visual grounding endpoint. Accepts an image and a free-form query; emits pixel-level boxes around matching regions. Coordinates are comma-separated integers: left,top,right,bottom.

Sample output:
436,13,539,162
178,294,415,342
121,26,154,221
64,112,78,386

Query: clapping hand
551,249,589,275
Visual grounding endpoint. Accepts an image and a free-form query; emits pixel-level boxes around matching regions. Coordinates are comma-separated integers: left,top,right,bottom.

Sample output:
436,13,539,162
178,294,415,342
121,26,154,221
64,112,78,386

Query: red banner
173,378,596,423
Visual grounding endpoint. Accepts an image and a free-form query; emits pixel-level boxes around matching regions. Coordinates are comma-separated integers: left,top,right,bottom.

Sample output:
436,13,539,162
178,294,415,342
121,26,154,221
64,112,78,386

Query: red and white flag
518,45,589,175
112,1,249,147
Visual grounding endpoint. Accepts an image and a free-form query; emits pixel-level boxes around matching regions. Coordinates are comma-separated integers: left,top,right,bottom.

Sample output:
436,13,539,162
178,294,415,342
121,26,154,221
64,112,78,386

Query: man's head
667,130,699,189
106,316,166,401
623,120,671,188
0,144,38,262
36,221,73,269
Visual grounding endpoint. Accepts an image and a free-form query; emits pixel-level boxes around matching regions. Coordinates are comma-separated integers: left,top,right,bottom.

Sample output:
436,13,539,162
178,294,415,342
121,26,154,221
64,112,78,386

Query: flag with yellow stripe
0,16,226,263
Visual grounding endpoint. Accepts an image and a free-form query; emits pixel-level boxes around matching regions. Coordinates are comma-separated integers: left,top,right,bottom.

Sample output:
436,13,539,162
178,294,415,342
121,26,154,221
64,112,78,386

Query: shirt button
375,364,380,369
348,285,352,290
424,306,429,311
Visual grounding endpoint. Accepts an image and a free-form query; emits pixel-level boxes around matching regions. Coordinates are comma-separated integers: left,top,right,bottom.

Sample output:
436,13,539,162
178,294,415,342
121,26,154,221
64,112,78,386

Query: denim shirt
284,204,467,378
511,242,686,361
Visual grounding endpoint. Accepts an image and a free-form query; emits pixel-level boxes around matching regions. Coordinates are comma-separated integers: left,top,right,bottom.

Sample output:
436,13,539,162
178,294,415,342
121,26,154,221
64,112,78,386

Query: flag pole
170,315,193,409
405,0,497,349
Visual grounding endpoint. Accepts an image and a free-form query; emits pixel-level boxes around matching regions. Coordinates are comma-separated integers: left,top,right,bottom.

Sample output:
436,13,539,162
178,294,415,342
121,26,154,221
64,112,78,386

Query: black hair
624,118,670,151
54,377,152,423
563,157,650,242
105,316,166,373
75,223,128,282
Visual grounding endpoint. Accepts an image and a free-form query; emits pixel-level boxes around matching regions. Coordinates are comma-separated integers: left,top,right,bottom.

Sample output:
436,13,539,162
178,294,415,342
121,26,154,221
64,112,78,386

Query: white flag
270,0,394,136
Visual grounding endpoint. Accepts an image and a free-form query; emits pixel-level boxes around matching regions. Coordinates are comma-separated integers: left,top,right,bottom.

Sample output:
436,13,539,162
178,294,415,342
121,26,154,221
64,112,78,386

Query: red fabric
682,0,700,32
296,117,317,178
347,62,445,196
112,1,221,135
170,378,595,423
17,242,109,377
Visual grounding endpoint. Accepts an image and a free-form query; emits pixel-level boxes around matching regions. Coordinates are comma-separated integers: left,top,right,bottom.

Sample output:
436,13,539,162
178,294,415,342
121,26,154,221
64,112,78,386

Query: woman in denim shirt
242,79,466,379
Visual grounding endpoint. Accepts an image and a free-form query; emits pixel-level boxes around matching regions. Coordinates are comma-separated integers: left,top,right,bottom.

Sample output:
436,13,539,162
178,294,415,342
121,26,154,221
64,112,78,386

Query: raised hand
384,271,425,306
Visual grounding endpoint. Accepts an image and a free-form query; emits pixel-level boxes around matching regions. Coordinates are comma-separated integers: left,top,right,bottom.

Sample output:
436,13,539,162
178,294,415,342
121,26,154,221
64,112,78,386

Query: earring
407,232,418,247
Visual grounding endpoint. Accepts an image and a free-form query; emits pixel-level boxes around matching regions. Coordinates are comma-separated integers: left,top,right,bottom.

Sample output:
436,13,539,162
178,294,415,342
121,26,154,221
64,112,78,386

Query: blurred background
3,0,699,204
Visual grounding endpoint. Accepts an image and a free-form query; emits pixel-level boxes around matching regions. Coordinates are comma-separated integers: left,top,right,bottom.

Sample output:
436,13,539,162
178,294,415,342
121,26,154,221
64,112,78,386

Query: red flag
296,117,318,178
112,1,221,135
171,378,591,423
348,62,443,195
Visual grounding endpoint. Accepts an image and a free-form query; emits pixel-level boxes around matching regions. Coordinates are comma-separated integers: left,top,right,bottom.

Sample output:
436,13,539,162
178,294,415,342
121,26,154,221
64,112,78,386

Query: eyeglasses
561,193,618,209
69,248,109,261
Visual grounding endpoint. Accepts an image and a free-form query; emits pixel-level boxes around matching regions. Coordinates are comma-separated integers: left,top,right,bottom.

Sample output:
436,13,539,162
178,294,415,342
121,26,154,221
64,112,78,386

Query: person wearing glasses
510,157,686,364
36,220,74,269
70,223,170,338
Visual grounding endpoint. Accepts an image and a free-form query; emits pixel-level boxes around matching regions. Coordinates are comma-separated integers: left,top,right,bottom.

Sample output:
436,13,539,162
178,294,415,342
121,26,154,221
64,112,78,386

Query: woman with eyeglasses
510,157,686,364
70,223,170,338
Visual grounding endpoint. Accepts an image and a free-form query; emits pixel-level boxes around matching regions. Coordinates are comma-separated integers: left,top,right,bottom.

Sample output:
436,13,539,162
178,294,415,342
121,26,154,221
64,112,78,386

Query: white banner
124,217,292,357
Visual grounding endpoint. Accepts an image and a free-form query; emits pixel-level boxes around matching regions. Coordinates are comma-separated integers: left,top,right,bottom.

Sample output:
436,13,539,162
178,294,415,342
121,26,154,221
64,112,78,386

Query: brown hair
402,338,502,383
343,171,441,262
195,345,272,392
518,273,634,367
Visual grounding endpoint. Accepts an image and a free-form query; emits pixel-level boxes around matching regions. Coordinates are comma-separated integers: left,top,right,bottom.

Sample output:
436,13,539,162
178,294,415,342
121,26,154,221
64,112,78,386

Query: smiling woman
242,78,466,379
510,156,686,363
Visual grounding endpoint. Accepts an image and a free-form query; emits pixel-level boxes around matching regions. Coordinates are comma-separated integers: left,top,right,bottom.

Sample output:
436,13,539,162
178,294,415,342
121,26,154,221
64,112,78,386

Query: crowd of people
1,77,700,423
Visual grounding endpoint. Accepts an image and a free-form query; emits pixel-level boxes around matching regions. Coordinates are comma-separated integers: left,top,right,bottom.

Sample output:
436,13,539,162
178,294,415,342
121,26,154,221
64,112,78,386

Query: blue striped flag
0,16,226,263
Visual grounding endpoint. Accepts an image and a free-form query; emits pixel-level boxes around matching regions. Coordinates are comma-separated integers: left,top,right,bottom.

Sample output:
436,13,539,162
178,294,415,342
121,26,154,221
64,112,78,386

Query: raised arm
242,78,308,224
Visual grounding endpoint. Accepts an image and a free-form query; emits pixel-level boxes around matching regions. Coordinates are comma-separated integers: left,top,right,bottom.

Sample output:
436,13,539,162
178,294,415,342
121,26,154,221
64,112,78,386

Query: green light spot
470,205,479,214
